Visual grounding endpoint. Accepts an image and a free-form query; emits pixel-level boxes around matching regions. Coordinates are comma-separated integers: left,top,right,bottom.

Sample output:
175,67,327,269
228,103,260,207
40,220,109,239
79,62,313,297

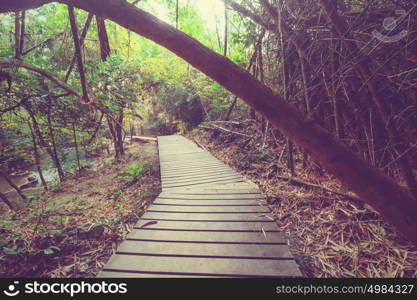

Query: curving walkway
98,135,301,277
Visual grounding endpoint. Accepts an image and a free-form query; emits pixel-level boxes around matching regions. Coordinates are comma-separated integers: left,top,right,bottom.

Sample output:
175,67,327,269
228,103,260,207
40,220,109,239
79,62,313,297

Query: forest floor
0,141,160,277
188,119,417,278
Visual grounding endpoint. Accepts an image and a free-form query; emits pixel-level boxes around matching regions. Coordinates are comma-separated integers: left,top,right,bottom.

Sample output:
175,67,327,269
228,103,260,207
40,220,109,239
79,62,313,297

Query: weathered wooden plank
98,271,208,278
160,165,231,174
102,255,301,277
153,198,265,206
161,161,225,168
162,175,244,185
127,229,284,243
142,211,272,221
162,174,239,182
135,220,279,231
162,178,244,189
117,240,293,258
158,194,265,200
162,169,238,179
142,212,272,222
163,188,262,195
147,204,270,213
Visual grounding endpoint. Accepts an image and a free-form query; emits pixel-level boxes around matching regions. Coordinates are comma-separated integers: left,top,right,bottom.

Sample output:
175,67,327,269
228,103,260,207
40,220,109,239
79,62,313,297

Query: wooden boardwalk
98,135,301,277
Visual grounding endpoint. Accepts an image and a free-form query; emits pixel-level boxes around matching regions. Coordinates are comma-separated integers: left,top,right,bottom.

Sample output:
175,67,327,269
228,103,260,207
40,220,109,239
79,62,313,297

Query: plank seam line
115,252,294,261
133,228,280,233
157,197,265,200
146,210,270,214
161,193,265,199
126,238,286,245
152,204,265,207
102,269,300,278
140,218,275,222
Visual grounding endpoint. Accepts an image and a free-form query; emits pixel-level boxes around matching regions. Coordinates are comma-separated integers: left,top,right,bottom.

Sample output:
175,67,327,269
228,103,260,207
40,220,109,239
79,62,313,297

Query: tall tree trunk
96,16,110,61
277,4,295,177
84,112,104,146
14,11,22,59
223,3,228,57
28,121,48,190
175,0,179,29
46,110,65,181
68,6,90,103
26,105,65,182
19,10,26,54
72,122,81,172
65,12,94,82
2,0,417,245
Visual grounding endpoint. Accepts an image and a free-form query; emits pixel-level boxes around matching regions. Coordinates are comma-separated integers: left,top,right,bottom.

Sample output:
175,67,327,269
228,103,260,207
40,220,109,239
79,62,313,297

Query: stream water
0,148,87,194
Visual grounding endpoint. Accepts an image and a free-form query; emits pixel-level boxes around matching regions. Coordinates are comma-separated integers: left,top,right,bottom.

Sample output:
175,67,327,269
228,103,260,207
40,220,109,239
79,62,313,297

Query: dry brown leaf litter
189,120,417,278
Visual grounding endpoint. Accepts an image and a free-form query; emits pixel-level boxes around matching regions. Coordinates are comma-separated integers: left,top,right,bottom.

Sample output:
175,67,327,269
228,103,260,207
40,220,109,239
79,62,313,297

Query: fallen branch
200,123,251,138
276,175,362,203
129,136,157,143
0,58,81,97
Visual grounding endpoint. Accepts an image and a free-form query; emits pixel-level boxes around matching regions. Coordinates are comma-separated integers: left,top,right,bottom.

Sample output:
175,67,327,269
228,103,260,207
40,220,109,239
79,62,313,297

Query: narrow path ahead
99,135,301,277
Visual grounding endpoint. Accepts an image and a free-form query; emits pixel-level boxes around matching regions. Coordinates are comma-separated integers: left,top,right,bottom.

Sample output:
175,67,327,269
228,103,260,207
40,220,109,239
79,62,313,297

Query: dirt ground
0,141,160,277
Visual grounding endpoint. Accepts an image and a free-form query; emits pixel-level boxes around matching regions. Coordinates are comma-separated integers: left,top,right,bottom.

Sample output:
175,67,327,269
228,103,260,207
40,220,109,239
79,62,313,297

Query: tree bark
1,0,417,245
0,192,14,211
72,122,81,172
28,121,48,190
14,11,22,59
68,6,90,103
0,171,27,201
19,10,26,55
96,16,111,61
65,13,94,82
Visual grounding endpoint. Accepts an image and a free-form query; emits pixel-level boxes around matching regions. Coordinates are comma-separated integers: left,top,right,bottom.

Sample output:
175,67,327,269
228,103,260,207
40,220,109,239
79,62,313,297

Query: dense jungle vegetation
0,0,416,278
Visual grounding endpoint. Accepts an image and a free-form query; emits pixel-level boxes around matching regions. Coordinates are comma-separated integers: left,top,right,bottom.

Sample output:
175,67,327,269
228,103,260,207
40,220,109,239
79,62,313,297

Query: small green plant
124,163,148,178
111,190,123,200
0,220,18,228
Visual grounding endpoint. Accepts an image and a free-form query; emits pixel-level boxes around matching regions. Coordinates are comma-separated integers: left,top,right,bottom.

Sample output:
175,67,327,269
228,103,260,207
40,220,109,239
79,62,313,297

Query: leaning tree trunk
0,171,27,201
1,0,417,245
0,191,14,210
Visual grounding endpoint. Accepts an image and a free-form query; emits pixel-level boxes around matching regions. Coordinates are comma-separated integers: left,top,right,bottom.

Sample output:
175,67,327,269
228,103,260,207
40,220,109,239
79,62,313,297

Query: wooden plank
102,255,301,277
135,220,279,231
98,271,208,278
162,178,244,189
161,165,231,174
163,188,262,194
161,161,225,168
127,229,285,243
162,169,238,179
141,211,272,221
162,173,239,182
161,171,238,179
117,240,293,258
162,175,244,185
147,204,270,213
158,194,265,200
154,198,266,206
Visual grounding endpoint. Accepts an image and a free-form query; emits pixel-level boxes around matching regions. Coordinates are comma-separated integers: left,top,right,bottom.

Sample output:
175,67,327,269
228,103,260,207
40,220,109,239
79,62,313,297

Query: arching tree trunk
1,0,417,245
